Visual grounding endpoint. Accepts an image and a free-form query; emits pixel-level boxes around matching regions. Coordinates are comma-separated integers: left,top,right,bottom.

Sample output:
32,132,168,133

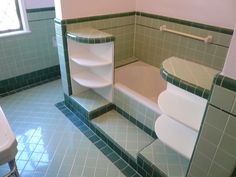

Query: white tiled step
92,110,154,159
139,139,190,177
155,114,198,159
158,90,207,131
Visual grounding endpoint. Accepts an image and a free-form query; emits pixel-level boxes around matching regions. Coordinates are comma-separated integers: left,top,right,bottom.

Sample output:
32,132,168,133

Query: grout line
205,112,231,177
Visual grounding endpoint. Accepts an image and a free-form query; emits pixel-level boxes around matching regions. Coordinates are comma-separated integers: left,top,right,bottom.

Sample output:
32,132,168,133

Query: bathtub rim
114,83,162,114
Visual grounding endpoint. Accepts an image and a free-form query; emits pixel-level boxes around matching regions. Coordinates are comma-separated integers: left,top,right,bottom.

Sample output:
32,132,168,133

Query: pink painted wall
24,0,54,9
136,0,236,29
222,26,236,79
55,0,136,20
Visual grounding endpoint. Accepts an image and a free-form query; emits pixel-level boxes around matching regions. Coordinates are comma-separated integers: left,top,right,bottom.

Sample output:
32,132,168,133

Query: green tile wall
0,9,59,81
55,21,71,95
62,12,232,70
187,74,236,177
134,15,232,70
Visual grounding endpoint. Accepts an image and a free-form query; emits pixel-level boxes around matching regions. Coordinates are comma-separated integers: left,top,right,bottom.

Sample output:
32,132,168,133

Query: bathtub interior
115,61,166,102
114,60,167,132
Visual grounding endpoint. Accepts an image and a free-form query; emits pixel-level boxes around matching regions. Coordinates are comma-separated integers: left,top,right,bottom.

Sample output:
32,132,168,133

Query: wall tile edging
160,66,210,99
214,74,236,93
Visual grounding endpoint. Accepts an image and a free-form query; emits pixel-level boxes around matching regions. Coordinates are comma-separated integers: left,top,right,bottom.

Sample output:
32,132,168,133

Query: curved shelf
72,72,111,88
155,114,198,159
158,90,207,131
71,54,111,67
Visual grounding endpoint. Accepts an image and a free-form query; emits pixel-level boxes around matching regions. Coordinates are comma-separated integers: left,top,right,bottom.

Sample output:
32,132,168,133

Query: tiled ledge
214,74,236,92
160,57,220,99
160,66,210,99
67,27,115,44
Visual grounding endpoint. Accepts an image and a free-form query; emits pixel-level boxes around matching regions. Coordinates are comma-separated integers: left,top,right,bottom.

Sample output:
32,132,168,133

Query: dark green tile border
67,32,115,44
55,12,136,25
136,12,233,35
55,11,233,35
214,74,236,92
160,66,210,99
0,65,60,97
26,7,55,13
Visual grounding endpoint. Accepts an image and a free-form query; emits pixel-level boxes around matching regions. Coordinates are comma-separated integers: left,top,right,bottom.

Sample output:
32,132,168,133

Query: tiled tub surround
114,61,166,133
54,11,234,177
160,56,220,99
0,8,59,96
55,11,233,97
187,74,236,177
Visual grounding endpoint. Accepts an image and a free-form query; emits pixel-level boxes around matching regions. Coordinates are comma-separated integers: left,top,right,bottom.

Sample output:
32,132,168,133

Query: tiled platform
139,140,190,177
71,89,109,112
0,80,138,177
92,110,155,159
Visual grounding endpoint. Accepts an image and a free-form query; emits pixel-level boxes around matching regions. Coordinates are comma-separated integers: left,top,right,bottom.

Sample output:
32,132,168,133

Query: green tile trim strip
55,12,136,25
67,29,115,44
63,94,161,177
55,101,141,177
160,66,210,99
0,65,60,97
26,7,55,13
136,11,233,35
214,74,236,92
54,11,232,35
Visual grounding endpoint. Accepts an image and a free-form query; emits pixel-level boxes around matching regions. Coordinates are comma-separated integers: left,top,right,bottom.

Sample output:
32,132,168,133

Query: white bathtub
115,61,166,113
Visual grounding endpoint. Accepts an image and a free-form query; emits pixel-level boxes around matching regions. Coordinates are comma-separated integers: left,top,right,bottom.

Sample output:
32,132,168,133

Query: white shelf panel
72,72,111,88
71,53,111,67
155,114,198,159
158,90,206,131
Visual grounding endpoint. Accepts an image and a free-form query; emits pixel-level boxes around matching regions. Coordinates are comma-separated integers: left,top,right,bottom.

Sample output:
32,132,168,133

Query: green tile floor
139,140,190,177
0,80,127,177
92,110,155,159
